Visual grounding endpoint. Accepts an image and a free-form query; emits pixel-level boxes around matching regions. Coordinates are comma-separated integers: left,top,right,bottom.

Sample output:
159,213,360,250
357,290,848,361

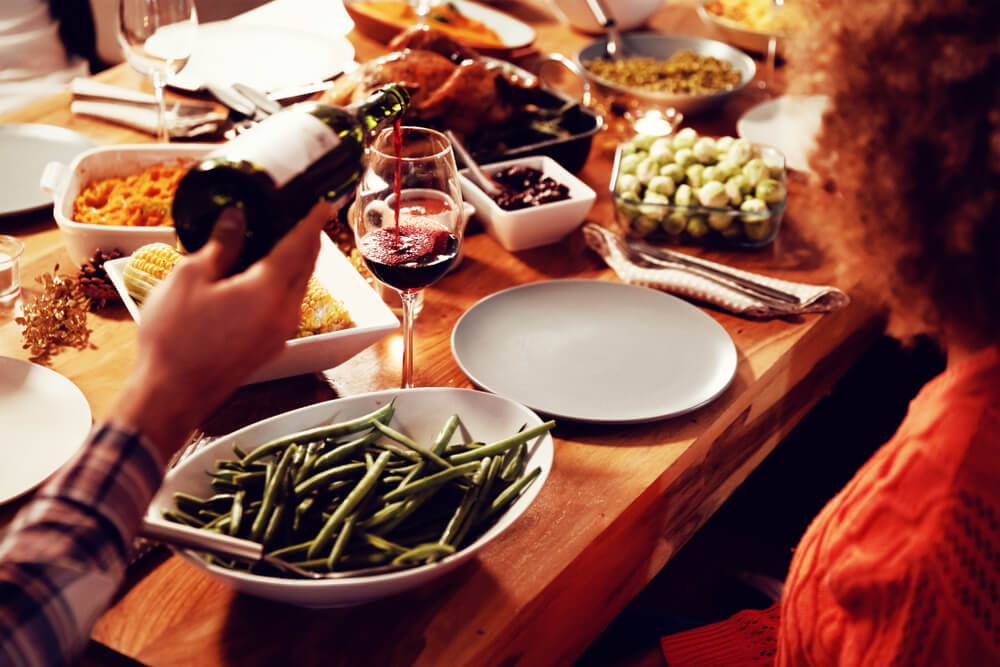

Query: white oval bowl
146,387,554,607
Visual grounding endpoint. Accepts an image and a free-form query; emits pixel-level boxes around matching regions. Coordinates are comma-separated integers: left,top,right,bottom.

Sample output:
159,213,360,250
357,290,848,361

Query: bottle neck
350,84,410,140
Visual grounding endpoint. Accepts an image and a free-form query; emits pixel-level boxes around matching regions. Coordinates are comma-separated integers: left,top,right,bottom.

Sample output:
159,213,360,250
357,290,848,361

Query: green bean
483,466,542,522
173,492,209,516
293,462,365,497
440,457,490,547
359,532,407,555
326,513,357,570
241,401,395,465
229,489,245,537
250,445,297,542
466,455,505,539
448,421,554,465
432,414,460,454
266,540,312,560
308,450,391,559
311,429,381,473
293,440,324,486
500,441,526,482
371,421,452,470
381,462,481,503
262,501,290,550
162,509,203,527
391,542,455,566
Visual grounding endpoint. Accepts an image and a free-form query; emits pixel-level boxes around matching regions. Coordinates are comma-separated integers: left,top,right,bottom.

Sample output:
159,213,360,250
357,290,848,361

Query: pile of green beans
165,400,554,576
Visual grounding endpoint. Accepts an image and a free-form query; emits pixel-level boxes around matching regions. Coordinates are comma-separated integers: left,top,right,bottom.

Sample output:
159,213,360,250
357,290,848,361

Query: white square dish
104,233,400,384
458,155,596,251
40,143,214,267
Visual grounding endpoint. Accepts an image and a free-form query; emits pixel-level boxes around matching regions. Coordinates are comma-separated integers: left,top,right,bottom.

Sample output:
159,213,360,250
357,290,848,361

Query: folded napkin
583,223,850,318
69,78,227,138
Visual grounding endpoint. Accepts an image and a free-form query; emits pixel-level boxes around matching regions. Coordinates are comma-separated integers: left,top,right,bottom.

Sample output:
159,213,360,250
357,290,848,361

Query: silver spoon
584,0,626,61
445,129,502,199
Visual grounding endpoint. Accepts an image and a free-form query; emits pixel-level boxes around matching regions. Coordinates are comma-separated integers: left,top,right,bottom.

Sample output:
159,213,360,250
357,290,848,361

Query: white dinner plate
451,280,738,423
165,22,355,93
0,357,92,503
737,95,830,173
0,124,97,217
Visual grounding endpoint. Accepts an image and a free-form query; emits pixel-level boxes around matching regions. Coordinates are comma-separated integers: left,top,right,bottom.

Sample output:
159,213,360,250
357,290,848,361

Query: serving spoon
584,0,626,61
445,129,503,198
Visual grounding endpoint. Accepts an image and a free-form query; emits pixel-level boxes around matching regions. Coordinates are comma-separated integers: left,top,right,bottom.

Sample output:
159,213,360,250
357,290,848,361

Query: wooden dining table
0,1,885,664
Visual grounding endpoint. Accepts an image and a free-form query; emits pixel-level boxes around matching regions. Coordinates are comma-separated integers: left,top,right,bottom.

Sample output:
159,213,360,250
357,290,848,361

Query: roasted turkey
323,26,538,137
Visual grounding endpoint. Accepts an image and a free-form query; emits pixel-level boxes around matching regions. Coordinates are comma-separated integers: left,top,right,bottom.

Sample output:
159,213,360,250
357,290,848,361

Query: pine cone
77,249,123,310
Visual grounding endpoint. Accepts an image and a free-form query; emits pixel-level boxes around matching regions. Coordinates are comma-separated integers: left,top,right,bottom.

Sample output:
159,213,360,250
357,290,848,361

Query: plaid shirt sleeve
0,423,165,667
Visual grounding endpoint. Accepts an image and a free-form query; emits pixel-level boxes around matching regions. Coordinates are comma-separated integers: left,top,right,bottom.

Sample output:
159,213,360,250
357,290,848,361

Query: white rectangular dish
458,155,596,252
105,233,400,384
39,143,213,266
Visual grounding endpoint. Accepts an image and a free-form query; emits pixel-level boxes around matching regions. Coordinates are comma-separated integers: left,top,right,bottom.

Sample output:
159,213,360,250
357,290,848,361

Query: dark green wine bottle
171,84,410,272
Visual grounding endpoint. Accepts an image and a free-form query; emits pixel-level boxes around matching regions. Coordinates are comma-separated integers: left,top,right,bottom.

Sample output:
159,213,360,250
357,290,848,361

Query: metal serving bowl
576,33,756,116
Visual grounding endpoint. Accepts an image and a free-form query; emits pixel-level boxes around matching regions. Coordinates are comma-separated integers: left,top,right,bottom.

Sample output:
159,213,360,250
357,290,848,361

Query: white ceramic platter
451,279,738,423
737,95,830,173
164,22,355,93
104,234,399,384
0,124,97,217
0,357,92,503
146,387,553,607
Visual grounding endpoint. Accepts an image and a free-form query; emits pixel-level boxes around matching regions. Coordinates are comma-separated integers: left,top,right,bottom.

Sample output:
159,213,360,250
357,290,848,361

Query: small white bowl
105,233,400,384
39,143,211,267
145,387,554,607
458,155,596,251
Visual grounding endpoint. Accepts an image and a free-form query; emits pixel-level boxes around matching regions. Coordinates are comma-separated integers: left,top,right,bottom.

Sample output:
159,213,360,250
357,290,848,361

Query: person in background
661,0,1000,664
0,201,335,666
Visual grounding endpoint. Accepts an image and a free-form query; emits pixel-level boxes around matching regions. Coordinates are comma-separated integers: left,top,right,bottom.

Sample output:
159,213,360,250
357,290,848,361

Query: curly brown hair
784,0,1000,345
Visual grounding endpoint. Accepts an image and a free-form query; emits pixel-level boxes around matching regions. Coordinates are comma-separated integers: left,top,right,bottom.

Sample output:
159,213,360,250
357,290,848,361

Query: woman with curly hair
660,0,1000,664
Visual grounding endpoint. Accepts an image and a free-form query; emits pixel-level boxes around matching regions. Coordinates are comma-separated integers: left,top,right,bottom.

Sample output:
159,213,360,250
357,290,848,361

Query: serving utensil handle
140,518,264,561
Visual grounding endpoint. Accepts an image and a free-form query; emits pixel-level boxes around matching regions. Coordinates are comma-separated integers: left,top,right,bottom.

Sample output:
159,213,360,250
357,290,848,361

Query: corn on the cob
296,276,354,337
123,242,183,303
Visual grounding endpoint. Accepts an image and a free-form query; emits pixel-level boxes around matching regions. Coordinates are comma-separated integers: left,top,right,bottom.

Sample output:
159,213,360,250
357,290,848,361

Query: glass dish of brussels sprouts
609,127,786,247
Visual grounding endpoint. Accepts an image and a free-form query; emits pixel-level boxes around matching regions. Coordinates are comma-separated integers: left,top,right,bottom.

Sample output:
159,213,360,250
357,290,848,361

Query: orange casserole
73,164,187,227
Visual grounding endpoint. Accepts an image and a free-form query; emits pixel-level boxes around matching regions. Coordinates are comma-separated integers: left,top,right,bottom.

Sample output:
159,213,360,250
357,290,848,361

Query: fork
617,239,802,307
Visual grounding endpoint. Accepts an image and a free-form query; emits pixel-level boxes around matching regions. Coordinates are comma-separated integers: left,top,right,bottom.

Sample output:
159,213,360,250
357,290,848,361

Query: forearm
0,424,164,666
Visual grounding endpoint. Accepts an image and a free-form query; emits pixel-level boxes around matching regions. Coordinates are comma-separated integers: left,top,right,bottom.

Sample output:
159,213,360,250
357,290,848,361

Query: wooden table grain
1,2,884,665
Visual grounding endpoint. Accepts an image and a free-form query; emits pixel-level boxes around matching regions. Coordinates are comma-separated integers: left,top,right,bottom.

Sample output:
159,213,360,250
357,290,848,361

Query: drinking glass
757,0,785,91
117,0,198,142
353,126,464,389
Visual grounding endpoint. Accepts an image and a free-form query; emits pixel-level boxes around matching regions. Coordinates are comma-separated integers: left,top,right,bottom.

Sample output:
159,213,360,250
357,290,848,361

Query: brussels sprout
715,136,736,153
659,163,685,183
701,165,723,184
616,199,642,221
621,141,638,156
672,127,698,149
743,219,774,242
662,211,688,235
720,223,743,240
727,138,754,166
673,147,697,168
755,178,786,204
692,136,718,164
686,215,710,238
674,183,694,207
636,156,661,185
724,175,747,205
620,152,644,175
764,156,785,178
631,215,659,236
685,164,705,188
632,134,657,150
616,173,641,197
742,158,768,187
739,197,770,222
714,159,739,181
649,137,675,163
698,181,729,208
648,175,676,197
708,211,733,231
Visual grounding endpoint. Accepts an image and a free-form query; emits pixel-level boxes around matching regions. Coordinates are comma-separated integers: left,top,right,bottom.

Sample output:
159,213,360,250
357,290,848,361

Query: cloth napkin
69,79,226,138
583,223,850,318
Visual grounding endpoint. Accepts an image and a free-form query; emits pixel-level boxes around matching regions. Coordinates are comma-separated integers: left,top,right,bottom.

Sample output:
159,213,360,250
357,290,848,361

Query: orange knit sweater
661,346,1000,666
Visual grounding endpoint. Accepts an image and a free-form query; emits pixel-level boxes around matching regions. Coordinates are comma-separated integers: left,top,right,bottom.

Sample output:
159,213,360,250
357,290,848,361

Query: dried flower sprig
15,265,94,362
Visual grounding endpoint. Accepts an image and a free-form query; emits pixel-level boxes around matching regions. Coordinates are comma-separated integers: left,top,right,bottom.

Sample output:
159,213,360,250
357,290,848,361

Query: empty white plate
0,357,92,503
0,124,97,217
737,95,830,173
451,280,738,423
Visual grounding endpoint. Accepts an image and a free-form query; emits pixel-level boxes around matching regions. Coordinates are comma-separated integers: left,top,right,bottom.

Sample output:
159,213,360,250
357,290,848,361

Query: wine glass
117,0,198,142
757,0,785,91
353,126,464,389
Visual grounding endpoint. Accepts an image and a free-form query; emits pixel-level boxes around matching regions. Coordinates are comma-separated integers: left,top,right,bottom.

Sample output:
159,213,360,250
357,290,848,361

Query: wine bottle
171,84,410,272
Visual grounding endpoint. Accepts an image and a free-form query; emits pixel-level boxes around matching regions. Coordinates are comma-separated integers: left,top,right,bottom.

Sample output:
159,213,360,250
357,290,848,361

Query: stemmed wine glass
353,126,465,389
117,0,198,142
757,0,785,91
